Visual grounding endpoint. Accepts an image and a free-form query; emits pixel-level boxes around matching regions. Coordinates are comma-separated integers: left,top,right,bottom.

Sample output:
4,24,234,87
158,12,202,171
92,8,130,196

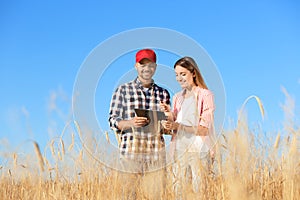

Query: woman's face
175,65,196,89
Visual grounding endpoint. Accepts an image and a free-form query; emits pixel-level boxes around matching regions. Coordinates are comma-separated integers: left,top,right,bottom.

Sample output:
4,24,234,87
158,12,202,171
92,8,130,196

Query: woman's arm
179,124,209,136
161,121,208,136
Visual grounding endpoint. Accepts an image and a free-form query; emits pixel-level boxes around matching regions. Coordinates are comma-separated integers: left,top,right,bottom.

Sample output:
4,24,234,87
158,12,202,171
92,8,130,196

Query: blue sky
1,0,299,154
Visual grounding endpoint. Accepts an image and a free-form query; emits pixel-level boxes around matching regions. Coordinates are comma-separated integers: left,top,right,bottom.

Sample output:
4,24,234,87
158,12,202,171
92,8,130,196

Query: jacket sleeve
199,91,215,129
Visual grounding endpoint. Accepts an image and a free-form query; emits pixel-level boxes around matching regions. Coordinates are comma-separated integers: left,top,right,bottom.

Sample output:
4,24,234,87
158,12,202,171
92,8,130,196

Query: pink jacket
173,87,215,129
168,87,216,158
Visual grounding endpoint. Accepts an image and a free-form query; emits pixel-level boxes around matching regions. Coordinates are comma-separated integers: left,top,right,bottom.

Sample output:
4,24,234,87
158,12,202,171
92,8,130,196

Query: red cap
135,49,156,63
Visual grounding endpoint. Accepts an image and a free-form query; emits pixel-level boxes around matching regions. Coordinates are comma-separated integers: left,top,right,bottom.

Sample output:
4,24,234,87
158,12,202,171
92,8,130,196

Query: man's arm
108,87,124,133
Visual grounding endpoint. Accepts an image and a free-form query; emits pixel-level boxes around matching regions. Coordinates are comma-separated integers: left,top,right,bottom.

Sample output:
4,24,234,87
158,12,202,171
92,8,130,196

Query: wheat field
0,96,299,200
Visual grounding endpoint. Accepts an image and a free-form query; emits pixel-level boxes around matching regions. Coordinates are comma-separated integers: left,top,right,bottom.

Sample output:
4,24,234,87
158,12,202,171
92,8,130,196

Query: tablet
134,108,167,121
134,109,167,131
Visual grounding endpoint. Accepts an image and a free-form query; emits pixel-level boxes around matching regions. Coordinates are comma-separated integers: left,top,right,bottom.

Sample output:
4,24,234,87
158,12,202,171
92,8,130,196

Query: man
109,48,171,173
108,49,171,199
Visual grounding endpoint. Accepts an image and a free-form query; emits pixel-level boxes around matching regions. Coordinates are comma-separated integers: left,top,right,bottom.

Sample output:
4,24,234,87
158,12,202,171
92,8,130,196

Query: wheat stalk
78,149,83,162
274,133,281,149
60,138,65,157
73,120,103,165
50,140,55,158
13,153,17,168
114,131,121,146
105,131,110,144
33,141,45,172
57,151,62,161
68,133,75,151
238,95,265,121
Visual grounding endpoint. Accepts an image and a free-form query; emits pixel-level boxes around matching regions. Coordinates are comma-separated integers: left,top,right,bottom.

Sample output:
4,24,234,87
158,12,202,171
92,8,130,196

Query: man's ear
135,62,139,69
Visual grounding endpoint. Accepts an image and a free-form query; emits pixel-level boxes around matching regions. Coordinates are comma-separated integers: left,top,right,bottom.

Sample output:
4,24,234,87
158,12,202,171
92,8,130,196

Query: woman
161,56,215,195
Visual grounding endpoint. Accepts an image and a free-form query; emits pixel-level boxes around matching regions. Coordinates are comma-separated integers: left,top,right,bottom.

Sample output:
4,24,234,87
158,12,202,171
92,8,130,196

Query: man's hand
130,116,149,127
117,117,149,131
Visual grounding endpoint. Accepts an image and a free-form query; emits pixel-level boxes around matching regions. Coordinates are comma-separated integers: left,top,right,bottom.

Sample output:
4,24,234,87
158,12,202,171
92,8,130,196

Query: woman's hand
160,101,174,120
161,120,179,131
159,101,170,112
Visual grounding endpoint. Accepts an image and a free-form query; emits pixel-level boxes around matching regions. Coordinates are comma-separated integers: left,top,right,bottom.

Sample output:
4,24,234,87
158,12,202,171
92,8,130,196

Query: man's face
135,59,157,81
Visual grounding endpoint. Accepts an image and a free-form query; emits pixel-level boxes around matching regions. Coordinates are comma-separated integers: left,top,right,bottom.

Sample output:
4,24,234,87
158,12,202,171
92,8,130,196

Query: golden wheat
1,96,299,200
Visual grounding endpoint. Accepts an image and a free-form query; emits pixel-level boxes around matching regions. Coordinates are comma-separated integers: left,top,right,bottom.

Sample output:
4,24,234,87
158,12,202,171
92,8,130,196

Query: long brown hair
174,56,208,89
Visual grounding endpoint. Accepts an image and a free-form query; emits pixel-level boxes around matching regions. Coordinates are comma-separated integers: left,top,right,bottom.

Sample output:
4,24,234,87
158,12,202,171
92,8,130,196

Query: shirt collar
134,77,155,89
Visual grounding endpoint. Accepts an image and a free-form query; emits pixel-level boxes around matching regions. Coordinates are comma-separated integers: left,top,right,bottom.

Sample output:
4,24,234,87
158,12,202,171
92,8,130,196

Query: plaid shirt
109,77,170,161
